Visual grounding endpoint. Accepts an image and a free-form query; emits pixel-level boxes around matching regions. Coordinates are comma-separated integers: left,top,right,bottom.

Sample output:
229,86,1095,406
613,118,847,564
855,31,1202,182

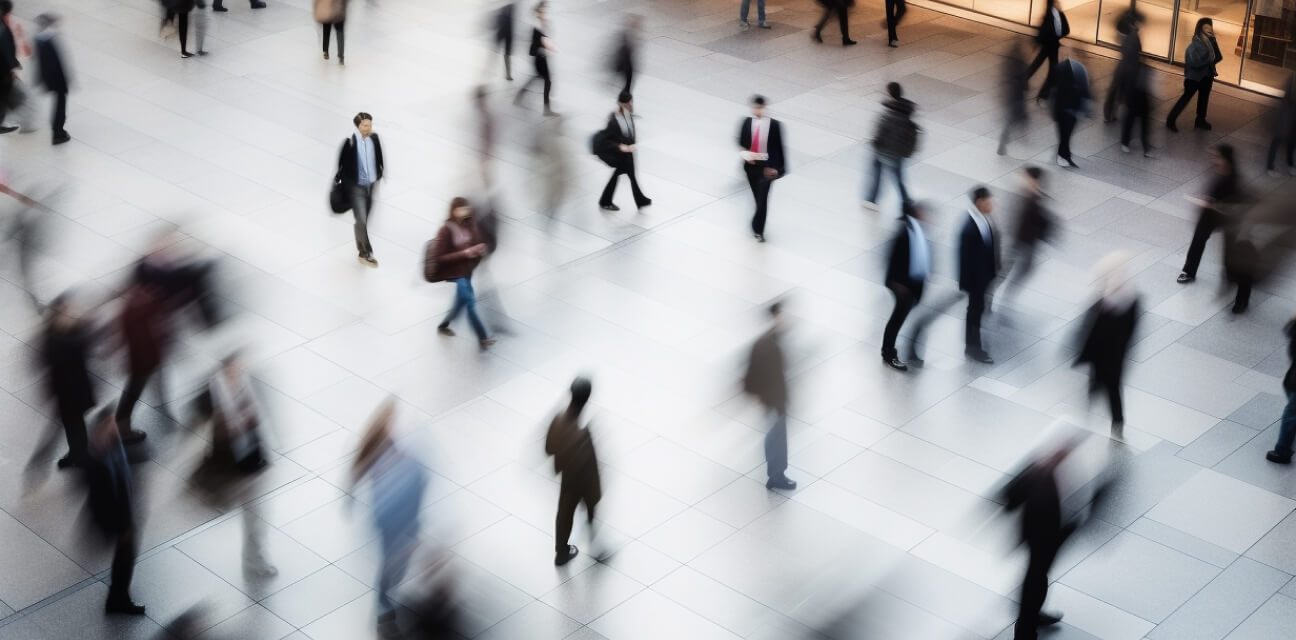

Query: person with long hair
1177,144,1239,284
1166,17,1222,132
426,197,495,350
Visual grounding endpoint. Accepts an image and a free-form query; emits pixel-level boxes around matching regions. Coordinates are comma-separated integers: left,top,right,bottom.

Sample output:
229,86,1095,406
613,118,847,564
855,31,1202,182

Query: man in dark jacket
738,95,787,243
1001,166,1054,307
0,0,19,134
33,13,69,144
811,0,856,47
1075,257,1139,438
1027,0,1069,101
546,377,601,566
1051,54,1091,169
597,91,651,212
744,302,796,490
84,411,146,615
1103,6,1143,123
864,82,919,209
881,202,930,372
998,41,1030,156
1267,318,1296,464
43,294,96,468
336,112,384,266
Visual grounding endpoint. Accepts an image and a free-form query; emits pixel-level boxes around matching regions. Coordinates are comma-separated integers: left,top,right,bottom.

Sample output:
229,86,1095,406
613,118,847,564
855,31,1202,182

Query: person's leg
502,33,513,80
459,277,490,341
441,278,468,328
966,291,985,353
626,156,649,206
322,23,331,54
1103,77,1118,122
740,0,751,23
599,166,621,206
107,529,139,604
375,527,400,616
1181,210,1218,278
336,21,345,61
892,159,910,204
51,91,67,138
751,169,770,236
623,66,633,95
351,186,373,257
1138,98,1151,150
886,0,898,42
115,371,151,435
1234,273,1252,312
814,6,831,35
179,11,190,54
864,154,883,203
58,402,88,465
1037,48,1058,99
757,0,766,24
1196,77,1213,125
895,0,907,23
555,481,579,553
1272,391,1296,459
882,286,915,359
1167,80,1198,126
539,58,552,109
1025,48,1048,80
1014,544,1058,640
836,4,851,41
1268,135,1281,171
1106,369,1124,426
764,412,789,481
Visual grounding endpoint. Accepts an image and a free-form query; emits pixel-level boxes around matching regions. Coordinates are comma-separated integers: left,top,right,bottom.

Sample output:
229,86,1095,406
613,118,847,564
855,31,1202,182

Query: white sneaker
1056,156,1067,167
740,20,750,30
1121,145,1130,153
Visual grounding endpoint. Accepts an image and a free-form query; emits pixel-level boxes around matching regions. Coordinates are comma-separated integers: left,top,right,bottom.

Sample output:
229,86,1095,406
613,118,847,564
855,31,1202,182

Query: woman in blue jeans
1267,319,1296,464
428,197,495,350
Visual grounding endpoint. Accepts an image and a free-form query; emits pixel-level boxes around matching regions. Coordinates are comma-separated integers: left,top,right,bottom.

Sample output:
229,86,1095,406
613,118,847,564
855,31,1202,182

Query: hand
618,144,632,153
764,168,779,179
471,244,488,257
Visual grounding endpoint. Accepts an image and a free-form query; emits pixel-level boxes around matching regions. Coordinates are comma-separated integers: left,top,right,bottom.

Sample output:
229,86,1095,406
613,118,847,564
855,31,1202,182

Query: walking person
743,302,797,491
1000,166,1055,308
1119,53,1153,156
812,0,857,47
1266,316,1296,464
1103,4,1144,123
998,40,1030,156
739,0,769,30
335,112,384,266
738,95,787,243
85,411,146,615
1177,144,1239,284
350,399,428,639
1051,52,1090,169
863,82,919,210
595,91,652,213
881,202,930,372
0,0,21,134
884,0,907,47
1076,253,1139,439
161,0,197,58
611,14,640,95
475,86,496,187
1026,0,1069,101
514,1,556,116
1166,18,1222,132
493,2,515,81
32,13,69,144
546,377,602,566
41,294,96,469
1266,74,1296,176
533,115,571,231
425,197,494,350
114,282,168,446
315,0,347,65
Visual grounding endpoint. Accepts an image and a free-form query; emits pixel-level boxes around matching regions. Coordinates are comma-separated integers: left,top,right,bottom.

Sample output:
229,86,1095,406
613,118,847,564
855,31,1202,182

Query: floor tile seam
634,562,776,639
1145,571,1289,640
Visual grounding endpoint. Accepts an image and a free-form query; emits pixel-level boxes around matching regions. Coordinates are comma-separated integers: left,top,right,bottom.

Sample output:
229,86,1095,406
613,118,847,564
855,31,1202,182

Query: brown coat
545,412,601,499
426,219,484,282
743,328,788,414
121,286,169,377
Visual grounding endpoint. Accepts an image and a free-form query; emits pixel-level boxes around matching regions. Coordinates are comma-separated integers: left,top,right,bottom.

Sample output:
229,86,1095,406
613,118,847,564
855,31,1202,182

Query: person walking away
32,13,69,144
494,2,515,80
1001,166,1055,308
336,112,384,266
1267,316,1296,464
1177,144,1239,284
546,377,602,566
425,197,494,350
1027,0,1069,101
1166,18,1221,132
316,0,347,64
738,95,787,243
84,411,146,615
596,91,652,213
115,283,168,445
1103,4,1143,123
1266,73,1296,176
514,1,556,116
351,399,428,639
1075,253,1139,439
0,0,21,134
161,0,198,58
884,0,907,48
1119,51,1153,157
611,15,640,94
998,40,1030,156
812,0,857,47
744,302,797,490
42,294,96,469
863,82,919,210
475,86,496,187
739,0,769,30
1051,53,1090,169
881,202,930,372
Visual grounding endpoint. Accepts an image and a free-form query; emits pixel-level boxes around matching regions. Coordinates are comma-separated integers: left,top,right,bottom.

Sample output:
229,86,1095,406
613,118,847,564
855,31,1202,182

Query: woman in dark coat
161,0,197,58
43,294,96,468
1166,17,1222,132
1177,144,1240,285
427,197,493,349
1076,254,1139,438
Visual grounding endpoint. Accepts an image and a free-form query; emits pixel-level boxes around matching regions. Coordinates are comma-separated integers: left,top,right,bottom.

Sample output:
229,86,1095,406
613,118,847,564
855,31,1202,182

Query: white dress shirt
968,208,992,245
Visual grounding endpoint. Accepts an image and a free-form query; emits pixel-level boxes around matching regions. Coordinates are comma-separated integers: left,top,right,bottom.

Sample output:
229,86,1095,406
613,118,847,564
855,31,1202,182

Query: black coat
529,27,545,58
494,3,515,44
1013,194,1054,246
737,117,787,175
612,33,634,75
34,34,69,94
1284,320,1296,394
1052,59,1091,117
1076,298,1138,377
0,22,17,78
958,213,997,294
43,323,96,412
885,218,926,299
596,110,636,167
335,133,385,188
85,439,134,536
1035,7,1070,48
1003,462,1068,550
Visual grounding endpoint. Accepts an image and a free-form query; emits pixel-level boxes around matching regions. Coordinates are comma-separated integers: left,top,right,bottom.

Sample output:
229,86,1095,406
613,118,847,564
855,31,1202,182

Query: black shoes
636,198,653,210
0,125,16,134
1233,300,1249,314
812,30,823,43
213,4,228,11
766,476,797,491
882,354,908,371
1194,120,1213,131
754,233,765,243
843,39,858,46
555,544,580,566
1177,272,1195,284
1166,120,1179,133
1038,611,1064,626
56,454,79,469
1267,450,1293,464
437,324,455,337
251,1,267,8
52,132,71,145
600,203,620,212
120,429,147,445
965,349,994,364
105,597,146,615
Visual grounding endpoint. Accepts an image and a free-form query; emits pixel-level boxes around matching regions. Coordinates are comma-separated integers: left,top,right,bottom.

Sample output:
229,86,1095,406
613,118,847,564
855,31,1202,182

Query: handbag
329,179,350,214
423,234,444,282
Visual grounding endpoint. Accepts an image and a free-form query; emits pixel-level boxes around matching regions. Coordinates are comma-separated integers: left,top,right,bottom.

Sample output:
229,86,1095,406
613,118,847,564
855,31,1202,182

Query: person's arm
431,226,481,263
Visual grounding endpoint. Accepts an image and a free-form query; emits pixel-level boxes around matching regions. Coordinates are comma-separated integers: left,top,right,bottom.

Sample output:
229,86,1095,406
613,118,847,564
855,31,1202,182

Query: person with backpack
425,197,494,350
335,112,384,266
595,91,651,213
863,82,919,210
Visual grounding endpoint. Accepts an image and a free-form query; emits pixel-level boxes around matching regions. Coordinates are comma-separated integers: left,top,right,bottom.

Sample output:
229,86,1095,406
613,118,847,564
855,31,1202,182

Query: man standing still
739,0,769,30
744,302,796,491
738,95,786,243
546,377,601,566
881,202,930,372
597,91,652,213
33,13,70,145
336,112,384,266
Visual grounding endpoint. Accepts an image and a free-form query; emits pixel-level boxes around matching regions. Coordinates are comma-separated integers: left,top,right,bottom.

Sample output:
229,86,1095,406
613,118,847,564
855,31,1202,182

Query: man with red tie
737,95,787,243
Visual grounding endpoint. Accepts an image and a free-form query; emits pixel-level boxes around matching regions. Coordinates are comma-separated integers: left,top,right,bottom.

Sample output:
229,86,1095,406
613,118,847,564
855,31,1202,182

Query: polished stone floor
2,0,1296,639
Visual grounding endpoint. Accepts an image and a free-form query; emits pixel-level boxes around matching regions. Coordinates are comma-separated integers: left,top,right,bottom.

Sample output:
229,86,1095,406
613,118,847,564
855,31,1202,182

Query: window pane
1096,0,1176,58
1240,0,1296,92
1173,0,1248,85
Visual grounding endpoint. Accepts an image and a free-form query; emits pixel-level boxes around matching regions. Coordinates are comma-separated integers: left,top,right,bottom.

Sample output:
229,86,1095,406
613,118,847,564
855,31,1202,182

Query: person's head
0,1,12,17
971,186,993,214
449,196,472,220
750,95,767,118
1195,17,1214,38
36,12,58,30
569,376,592,413
354,397,397,478
353,112,374,137
1022,165,1044,193
1212,143,1236,175
534,1,547,19
617,90,633,112
886,82,903,101
767,300,787,330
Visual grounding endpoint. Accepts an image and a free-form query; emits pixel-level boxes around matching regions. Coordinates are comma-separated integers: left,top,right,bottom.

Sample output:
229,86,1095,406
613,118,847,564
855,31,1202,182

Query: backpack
423,233,444,283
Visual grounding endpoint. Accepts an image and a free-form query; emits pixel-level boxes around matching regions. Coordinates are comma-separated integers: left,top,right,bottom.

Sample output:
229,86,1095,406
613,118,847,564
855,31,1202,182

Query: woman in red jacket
430,197,494,350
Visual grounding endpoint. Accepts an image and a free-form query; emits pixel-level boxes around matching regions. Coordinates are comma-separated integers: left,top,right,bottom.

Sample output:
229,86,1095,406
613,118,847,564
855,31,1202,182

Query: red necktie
751,120,761,154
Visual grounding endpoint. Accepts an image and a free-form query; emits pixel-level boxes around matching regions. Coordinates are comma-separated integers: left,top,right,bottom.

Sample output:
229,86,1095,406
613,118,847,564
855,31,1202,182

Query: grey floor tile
1059,531,1220,623
1223,594,1296,640
1150,557,1290,640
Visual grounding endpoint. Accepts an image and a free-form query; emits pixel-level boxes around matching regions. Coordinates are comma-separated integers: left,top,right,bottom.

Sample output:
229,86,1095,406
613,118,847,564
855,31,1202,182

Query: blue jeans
443,277,488,340
1275,391,1296,458
740,0,765,23
865,154,910,205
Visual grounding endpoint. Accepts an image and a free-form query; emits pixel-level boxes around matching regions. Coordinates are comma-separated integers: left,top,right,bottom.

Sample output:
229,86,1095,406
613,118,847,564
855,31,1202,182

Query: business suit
546,411,601,556
738,116,787,239
336,132,384,258
744,327,791,485
597,110,650,209
33,30,69,142
958,211,998,355
1027,6,1069,100
1052,59,1090,164
1003,461,1072,640
882,217,927,362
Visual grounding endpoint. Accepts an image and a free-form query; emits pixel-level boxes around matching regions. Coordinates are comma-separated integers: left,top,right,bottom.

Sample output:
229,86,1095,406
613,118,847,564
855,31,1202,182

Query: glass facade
925,0,1296,94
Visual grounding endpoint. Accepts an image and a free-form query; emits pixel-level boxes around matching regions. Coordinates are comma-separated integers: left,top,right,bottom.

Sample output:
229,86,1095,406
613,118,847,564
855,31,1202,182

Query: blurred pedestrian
1266,73,1296,176
595,91,652,213
1266,316,1296,464
335,112,384,266
744,302,796,491
881,201,930,372
514,1,556,116
1166,18,1221,132
470,193,514,335
533,114,571,230
863,82,919,210
1103,3,1143,123
1027,0,1069,101
42,294,97,469
474,86,496,187
611,14,640,94
546,376,602,566
493,2,515,81
115,283,168,445
812,0,856,47
32,13,70,144
3,182,44,309
0,0,21,134
884,0,907,47
192,0,210,56
739,0,769,30
315,0,347,64
161,0,197,59
1177,144,1239,284
1119,54,1153,157
998,40,1030,156
1223,222,1257,314
425,197,494,350
84,410,146,615
351,399,428,639
1000,166,1055,308
738,95,786,243
1051,52,1090,169
1076,253,1139,438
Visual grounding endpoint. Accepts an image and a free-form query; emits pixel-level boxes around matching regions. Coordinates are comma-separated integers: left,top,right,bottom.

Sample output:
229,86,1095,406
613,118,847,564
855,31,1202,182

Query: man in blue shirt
335,112,385,266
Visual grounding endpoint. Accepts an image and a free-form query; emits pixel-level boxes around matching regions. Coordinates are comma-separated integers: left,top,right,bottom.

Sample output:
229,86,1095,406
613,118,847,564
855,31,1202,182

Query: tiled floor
2,0,1296,638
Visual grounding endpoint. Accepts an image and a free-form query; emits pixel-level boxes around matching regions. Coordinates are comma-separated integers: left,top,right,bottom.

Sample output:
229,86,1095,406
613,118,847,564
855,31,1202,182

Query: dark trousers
1014,542,1060,640
600,157,649,208
58,400,89,464
51,92,67,136
814,3,850,41
116,369,158,433
764,412,789,481
555,475,598,552
1181,208,1222,278
882,282,921,358
1026,46,1059,100
165,9,192,54
745,164,772,236
107,528,138,604
322,21,344,58
1055,112,1076,161
885,0,906,42
906,288,990,359
1103,77,1122,122
1267,135,1294,172
518,57,552,107
864,155,909,205
1274,391,1296,458
498,33,513,79
1088,365,1124,425
622,67,634,95
351,184,375,257
1167,77,1213,126
1001,243,1036,304
1120,92,1150,150
0,79,12,125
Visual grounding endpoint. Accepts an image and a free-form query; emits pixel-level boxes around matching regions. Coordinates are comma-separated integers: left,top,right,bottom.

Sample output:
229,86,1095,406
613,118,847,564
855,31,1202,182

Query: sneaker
1176,272,1195,284
437,324,455,337
843,39,858,46
1056,156,1068,167
888,40,899,48
479,338,497,351
758,22,771,29
739,20,750,31
1194,120,1212,131
1121,144,1130,153
1266,450,1293,464
0,125,17,134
